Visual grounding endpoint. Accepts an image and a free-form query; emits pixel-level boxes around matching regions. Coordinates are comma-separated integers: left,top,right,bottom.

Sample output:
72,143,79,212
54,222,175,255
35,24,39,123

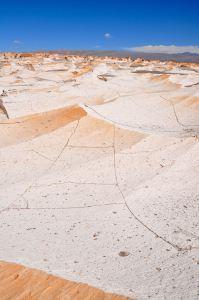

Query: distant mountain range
47,50,199,63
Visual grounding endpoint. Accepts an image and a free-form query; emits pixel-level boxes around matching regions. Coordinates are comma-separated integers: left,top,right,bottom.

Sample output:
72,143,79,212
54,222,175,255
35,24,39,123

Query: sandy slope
0,53,198,299
0,261,131,300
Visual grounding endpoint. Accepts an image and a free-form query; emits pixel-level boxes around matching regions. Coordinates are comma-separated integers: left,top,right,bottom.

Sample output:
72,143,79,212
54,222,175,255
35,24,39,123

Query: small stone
14,274,19,279
119,251,130,257
1,90,7,97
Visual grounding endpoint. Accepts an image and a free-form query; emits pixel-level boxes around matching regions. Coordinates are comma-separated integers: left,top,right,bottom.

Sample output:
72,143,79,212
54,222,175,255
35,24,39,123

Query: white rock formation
0,53,198,299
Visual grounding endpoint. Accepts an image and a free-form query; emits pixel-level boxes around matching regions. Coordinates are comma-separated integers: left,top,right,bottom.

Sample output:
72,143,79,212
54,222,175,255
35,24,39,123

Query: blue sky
0,0,199,53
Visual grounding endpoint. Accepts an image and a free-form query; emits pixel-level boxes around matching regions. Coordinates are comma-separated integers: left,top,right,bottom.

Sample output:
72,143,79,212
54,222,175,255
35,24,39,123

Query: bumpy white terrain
0,52,199,299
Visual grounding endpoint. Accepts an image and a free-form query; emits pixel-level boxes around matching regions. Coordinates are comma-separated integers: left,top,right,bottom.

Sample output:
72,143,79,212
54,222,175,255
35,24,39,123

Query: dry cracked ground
0,52,199,299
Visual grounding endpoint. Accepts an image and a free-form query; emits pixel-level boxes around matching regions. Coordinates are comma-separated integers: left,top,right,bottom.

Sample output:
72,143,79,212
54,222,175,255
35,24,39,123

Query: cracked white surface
0,53,199,299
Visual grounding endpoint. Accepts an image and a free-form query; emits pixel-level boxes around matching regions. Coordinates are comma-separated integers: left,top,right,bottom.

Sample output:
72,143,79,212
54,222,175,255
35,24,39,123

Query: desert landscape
0,52,199,299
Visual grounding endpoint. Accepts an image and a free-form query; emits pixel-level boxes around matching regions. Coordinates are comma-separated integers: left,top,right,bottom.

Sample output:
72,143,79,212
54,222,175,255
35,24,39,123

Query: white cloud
104,33,112,39
13,40,22,44
126,45,199,54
